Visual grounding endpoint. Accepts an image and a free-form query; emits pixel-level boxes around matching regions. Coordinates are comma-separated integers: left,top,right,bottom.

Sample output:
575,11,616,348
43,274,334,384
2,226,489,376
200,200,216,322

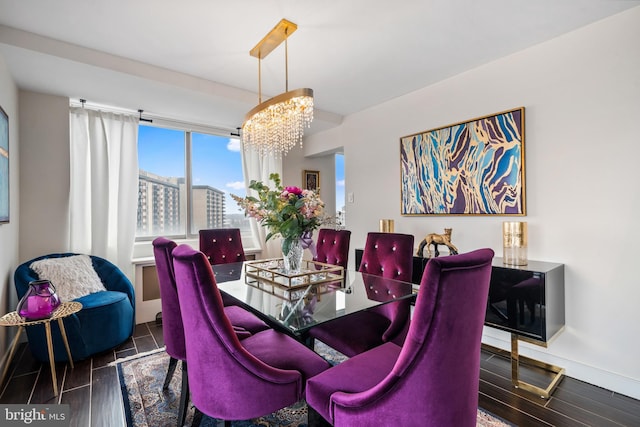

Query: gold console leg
510,333,565,399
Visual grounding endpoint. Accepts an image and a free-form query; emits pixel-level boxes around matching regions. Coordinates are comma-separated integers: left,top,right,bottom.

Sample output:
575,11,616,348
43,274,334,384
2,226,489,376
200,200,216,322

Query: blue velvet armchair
14,253,135,362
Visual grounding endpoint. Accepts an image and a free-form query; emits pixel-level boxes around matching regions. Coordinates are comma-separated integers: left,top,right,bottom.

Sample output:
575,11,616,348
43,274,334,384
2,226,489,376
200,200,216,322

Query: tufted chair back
313,229,351,268
359,232,414,345
308,232,416,357
358,232,414,282
199,228,246,265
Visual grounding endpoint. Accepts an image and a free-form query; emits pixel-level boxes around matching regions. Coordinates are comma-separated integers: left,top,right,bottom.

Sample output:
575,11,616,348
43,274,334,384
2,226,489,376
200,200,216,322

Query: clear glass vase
282,238,304,274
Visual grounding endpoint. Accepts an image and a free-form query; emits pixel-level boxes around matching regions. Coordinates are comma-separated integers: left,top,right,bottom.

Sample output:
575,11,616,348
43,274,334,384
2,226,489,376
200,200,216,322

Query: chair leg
308,405,333,427
163,357,178,390
177,361,189,427
304,334,316,350
191,407,203,427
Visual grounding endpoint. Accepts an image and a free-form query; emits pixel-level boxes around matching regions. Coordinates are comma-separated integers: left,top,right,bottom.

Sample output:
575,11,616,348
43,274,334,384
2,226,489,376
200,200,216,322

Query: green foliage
232,173,326,252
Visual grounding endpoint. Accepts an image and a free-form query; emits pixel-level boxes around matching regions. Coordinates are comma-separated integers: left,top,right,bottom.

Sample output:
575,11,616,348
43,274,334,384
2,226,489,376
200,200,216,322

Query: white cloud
227,138,241,152
226,181,245,190
337,179,345,187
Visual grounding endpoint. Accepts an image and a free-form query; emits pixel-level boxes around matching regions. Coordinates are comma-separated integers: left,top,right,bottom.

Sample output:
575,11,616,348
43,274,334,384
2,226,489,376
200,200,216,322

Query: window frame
135,119,245,243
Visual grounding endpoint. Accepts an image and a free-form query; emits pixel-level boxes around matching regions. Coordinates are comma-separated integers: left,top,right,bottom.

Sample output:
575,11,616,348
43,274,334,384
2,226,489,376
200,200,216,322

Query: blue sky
138,125,345,214
335,153,345,211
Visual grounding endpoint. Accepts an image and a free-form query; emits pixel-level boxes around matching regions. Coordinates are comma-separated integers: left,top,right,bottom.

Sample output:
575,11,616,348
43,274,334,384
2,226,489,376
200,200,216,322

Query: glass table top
212,262,417,336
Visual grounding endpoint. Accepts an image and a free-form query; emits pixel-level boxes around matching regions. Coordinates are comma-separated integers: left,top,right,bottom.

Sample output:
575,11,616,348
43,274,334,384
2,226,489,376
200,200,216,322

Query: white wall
18,91,70,262
283,145,337,222
302,7,640,398
0,54,19,351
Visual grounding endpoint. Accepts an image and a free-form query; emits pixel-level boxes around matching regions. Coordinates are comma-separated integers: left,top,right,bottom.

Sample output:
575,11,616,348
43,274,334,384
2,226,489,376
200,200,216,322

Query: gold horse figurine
416,228,459,258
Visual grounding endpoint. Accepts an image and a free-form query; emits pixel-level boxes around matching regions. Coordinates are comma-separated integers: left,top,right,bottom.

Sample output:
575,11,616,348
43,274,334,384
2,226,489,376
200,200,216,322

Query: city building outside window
136,124,254,247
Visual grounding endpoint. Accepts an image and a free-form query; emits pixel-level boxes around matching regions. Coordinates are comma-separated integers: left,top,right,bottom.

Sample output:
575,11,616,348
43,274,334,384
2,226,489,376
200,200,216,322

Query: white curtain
241,145,282,258
69,107,138,276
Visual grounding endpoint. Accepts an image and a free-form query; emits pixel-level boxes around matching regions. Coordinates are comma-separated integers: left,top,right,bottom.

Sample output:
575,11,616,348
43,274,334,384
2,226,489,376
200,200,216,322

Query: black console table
354,249,566,398
487,257,565,398
486,258,565,342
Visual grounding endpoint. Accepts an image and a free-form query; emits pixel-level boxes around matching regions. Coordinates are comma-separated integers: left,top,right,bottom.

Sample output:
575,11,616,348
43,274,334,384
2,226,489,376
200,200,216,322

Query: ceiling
0,0,638,134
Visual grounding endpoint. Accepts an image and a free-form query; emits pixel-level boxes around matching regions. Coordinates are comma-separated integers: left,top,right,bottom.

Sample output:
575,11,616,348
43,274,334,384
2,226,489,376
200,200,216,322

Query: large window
335,153,345,227
136,124,252,244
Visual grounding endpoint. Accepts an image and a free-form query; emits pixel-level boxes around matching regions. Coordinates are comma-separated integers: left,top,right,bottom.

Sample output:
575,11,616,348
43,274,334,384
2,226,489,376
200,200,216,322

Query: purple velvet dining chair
199,228,246,265
156,237,268,333
308,232,414,357
152,237,269,426
313,229,351,268
306,248,494,427
152,237,191,427
171,244,330,426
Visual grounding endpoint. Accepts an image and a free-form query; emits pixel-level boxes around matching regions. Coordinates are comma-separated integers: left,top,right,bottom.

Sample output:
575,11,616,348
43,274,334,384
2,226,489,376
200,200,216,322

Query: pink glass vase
16,280,61,321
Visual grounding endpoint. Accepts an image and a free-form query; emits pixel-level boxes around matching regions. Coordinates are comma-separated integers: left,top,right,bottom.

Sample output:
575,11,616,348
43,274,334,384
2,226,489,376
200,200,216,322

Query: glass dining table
212,259,418,343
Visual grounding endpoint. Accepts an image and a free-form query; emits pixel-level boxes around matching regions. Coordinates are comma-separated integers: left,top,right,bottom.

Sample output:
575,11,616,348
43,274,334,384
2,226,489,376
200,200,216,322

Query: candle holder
503,221,528,266
379,219,394,233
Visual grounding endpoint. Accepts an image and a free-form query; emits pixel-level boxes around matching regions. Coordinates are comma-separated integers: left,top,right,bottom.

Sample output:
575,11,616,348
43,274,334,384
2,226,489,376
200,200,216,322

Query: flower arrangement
232,173,326,255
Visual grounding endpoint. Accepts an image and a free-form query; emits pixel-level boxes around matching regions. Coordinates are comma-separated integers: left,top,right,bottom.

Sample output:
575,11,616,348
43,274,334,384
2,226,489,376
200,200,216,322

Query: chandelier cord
258,56,262,104
285,33,289,92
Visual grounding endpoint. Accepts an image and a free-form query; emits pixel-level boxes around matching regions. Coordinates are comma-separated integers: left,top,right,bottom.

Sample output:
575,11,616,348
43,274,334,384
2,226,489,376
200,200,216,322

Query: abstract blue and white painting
401,108,525,215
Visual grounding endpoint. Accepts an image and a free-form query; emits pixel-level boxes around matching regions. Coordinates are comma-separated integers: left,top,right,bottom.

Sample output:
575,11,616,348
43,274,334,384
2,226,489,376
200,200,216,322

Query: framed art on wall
303,170,320,193
400,107,525,215
0,105,8,223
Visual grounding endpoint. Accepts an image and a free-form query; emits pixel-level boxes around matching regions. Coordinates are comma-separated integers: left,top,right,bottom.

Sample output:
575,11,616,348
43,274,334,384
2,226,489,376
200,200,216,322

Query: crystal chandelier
241,19,314,157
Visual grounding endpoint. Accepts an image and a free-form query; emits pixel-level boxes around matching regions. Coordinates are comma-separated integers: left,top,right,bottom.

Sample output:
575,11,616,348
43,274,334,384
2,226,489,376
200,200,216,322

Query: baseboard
482,331,640,400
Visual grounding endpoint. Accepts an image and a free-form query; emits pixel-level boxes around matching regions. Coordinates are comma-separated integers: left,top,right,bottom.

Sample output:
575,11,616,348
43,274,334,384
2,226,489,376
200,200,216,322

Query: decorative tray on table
244,259,345,300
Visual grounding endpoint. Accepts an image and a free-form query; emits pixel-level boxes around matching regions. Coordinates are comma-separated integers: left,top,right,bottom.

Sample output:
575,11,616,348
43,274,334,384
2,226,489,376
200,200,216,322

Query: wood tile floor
1,321,639,426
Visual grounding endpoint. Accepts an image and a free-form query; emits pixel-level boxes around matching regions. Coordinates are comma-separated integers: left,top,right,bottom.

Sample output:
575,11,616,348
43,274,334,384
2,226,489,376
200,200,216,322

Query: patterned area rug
116,343,513,427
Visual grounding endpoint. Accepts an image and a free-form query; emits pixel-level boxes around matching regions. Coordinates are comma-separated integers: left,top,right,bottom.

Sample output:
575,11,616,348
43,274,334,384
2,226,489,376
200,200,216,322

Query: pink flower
285,186,303,196
233,173,327,243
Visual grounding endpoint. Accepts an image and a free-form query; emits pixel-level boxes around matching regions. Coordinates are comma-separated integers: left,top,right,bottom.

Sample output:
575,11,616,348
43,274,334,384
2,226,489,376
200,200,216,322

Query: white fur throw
30,255,107,302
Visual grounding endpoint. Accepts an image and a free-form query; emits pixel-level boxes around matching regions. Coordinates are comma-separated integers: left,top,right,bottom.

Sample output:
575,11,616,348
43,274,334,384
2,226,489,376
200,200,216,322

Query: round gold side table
0,301,82,396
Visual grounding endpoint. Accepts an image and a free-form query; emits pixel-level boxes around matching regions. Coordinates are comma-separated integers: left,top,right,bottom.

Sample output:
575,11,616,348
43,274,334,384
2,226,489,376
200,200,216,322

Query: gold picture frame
400,107,525,215
302,170,320,193
0,105,9,224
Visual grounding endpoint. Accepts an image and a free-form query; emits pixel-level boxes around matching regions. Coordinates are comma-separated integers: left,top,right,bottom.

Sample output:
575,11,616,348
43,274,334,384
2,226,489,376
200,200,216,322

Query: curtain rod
72,99,139,116
137,110,153,123
70,99,238,137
